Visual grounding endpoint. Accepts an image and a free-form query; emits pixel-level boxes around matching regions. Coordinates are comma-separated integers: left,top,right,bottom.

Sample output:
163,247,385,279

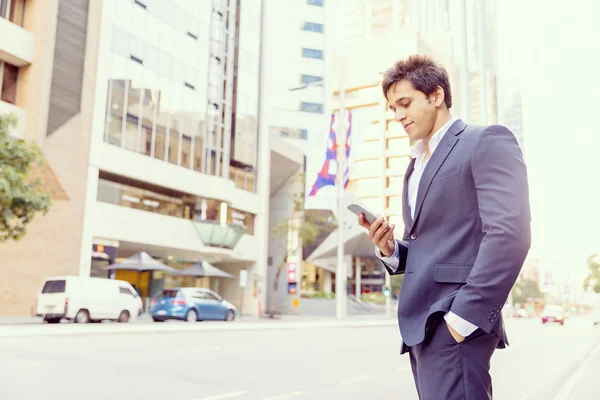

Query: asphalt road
0,317,598,399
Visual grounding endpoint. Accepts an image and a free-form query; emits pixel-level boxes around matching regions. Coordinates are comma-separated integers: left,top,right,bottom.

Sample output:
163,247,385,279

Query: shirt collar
410,117,459,160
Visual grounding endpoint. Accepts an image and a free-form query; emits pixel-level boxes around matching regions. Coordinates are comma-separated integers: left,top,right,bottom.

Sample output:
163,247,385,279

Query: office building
0,0,288,316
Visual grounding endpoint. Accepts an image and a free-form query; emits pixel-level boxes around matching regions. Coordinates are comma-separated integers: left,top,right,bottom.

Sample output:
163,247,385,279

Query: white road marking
196,390,247,400
341,374,373,384
552,339,600,400
263,390,304,399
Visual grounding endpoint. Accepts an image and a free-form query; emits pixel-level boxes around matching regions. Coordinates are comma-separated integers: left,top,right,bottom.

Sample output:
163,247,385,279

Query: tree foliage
583,253,600,294
511,278,543,305
0,114,51,242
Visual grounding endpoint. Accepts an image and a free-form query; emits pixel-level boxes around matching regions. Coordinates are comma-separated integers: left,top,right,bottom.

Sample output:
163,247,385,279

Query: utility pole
335,0,347,320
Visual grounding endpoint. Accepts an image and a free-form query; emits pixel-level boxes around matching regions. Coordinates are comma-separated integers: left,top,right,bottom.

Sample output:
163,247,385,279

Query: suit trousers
408,314,500,400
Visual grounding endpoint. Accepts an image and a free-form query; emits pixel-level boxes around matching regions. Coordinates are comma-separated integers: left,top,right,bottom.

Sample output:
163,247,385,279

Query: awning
306,229,375,261
102,251,179,274
307,193,379,262
178,260,234,278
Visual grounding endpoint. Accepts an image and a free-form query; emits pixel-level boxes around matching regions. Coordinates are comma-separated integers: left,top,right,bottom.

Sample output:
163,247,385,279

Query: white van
36,276,143,324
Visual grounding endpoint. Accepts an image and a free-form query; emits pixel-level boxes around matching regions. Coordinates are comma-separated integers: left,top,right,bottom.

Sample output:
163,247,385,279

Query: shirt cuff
375,241,400,272
444,311,479,337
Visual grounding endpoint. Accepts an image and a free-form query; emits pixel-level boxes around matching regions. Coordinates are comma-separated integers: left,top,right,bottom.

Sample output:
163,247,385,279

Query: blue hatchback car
150,288,237,322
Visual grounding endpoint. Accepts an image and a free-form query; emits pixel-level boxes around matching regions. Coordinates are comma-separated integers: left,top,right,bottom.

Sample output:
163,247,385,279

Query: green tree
0,114,51,241
511,278,543,305
583,253,600,293
269,172,329,317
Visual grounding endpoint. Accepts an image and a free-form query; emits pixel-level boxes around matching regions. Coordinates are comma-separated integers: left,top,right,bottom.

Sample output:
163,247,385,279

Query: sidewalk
0,310,396,325
0,313,397,339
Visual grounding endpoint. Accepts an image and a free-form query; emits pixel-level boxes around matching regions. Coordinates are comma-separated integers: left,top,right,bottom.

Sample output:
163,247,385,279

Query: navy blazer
383,119,531,352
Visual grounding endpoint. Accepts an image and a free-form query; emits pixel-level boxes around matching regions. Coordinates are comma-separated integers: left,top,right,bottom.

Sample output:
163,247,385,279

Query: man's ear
434,86,445,107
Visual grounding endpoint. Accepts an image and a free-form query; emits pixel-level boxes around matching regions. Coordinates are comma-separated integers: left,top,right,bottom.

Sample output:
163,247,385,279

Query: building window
302,48,323,59
301,75,322,84
303,22,324,33
104,79,202,172
307,0,324,6
0,0,26,26
97,178,188,219
278,127,308,140
227,207,254,235
0,0,7,18
300,102,324,114
0,61,19,104
96,172,256,237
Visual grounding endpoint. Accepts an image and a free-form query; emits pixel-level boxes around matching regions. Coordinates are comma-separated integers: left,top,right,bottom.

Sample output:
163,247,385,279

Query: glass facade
97,173,255,236
229,0,261,192
103,0,260,192
97,178,189,218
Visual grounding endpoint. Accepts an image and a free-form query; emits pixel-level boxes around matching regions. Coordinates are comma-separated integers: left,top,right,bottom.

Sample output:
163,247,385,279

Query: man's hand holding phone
358,213,396,257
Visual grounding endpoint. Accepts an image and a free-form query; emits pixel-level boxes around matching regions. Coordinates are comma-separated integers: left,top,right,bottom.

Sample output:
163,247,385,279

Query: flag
309,111,352,196
344,111,352,189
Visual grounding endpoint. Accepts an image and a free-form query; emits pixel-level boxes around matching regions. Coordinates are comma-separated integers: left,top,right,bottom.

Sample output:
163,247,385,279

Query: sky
496,0,600,277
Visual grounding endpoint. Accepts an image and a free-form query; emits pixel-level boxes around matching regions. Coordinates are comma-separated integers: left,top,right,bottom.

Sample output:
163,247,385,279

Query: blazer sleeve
379,240,409,275
449,125,532,333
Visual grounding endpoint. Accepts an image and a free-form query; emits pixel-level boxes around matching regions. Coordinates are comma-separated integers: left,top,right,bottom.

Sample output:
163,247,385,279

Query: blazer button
410,233,417,240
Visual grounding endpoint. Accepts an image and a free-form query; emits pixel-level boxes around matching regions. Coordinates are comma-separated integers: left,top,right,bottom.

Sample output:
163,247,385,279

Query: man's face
386,80,439,142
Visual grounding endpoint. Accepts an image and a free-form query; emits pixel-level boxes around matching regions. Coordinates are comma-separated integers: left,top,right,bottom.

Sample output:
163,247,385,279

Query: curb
0,319,397,339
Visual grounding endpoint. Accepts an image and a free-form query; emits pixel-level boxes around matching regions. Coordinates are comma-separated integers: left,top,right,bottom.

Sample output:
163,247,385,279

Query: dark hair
382,55,452,109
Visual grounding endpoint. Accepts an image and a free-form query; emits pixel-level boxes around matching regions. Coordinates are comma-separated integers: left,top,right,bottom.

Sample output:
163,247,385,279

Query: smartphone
347,203,377,225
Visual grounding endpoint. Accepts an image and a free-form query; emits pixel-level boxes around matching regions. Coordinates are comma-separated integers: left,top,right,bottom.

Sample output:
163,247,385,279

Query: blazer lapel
402,158,416,235
410,119,467,231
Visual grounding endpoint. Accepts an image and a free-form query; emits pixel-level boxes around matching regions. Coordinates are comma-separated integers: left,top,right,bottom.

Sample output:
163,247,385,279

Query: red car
541,305,565,325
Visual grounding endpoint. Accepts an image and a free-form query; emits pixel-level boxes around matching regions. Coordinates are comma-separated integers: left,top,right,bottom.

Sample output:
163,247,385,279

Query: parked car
513,308,528,318
36,276,143,323
541,305,565,325
150,288,237,322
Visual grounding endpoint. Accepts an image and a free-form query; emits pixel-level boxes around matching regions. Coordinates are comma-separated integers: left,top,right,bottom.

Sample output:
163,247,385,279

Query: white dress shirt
377,116,479,338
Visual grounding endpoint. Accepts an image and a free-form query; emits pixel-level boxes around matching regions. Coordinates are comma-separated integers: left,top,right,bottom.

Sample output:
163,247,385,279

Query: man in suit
358,55,531,399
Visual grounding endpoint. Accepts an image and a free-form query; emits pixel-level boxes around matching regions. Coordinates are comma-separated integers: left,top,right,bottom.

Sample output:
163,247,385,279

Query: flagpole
335,0,347,320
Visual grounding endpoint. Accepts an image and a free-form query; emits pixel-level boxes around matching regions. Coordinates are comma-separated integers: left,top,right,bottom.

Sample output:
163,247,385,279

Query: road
0,317,598,399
